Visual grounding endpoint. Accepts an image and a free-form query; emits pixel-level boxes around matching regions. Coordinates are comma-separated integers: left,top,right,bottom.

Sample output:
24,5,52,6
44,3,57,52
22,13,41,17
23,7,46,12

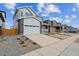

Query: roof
13,7,38,18
13,7,43,22
0,10,6,18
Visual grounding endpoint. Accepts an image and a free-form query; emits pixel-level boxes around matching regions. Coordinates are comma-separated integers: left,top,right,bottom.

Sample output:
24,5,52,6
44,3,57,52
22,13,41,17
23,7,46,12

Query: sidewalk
60,34,79,56
60,43,79,56
23,34,79,56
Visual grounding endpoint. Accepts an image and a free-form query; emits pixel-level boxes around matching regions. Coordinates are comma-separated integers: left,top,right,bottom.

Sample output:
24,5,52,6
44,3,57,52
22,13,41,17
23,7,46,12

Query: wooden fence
2,28,16,36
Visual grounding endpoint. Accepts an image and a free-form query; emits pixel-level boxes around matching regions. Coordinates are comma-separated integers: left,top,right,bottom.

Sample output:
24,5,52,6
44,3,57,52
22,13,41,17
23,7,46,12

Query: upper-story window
21,12,23,17
20,9,33,17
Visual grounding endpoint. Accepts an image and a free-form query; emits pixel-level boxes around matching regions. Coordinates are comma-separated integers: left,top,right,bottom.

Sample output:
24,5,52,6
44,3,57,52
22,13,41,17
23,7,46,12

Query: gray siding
17,19,24,34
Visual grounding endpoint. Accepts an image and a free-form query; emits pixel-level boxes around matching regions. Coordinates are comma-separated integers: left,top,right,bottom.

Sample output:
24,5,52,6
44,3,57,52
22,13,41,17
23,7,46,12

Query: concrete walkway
23,34,79,56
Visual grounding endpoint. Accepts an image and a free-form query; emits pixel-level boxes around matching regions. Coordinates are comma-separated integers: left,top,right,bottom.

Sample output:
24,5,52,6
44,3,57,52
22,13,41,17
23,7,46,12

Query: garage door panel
24,26,40,34
24,27,31,34
23,18,40,35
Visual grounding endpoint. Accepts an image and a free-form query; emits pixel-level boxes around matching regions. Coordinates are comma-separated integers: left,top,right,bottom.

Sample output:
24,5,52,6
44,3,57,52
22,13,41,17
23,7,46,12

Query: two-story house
13,7,43,35
42,20,63,34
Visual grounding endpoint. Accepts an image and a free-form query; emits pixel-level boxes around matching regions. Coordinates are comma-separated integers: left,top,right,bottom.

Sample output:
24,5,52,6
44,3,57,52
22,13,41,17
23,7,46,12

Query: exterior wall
13,10,20,28
13,7,42,29
42,20,50,34
0,18,4,27
17,19,24,34
42,25,50,34
52,21,57,26
50,27,56,33
50,21,62,33
40,22,42,33
13,19,18,34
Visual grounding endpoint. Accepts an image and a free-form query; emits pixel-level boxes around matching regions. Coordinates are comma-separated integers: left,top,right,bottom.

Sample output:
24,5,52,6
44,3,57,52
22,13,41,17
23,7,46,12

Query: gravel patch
0,35,41,56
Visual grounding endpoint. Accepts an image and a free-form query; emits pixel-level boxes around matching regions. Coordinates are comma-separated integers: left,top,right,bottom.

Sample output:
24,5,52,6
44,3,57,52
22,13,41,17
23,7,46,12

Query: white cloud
37,3,61,17
37,3,45,12
41,13,49,16
72,15,76,18
73,3,79,11
65,15,69,18
72,7,76,11
4,3,16,14
46,4,61,13
5,3,16,10
38,3,44,8
64,19,71,24
49,17,63,22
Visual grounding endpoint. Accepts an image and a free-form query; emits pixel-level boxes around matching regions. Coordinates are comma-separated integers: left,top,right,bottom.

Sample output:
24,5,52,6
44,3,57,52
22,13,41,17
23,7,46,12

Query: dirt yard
0,35,41,56
75,37,79,43
48,33,71,40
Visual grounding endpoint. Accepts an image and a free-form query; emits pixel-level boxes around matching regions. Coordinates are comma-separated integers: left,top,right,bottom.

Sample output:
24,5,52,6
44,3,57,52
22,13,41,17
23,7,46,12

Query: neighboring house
42,20,78,34
67,26,78,33
13,7,43,35
42,20,50,34
61,24,68,33
42,20,63,34
61,24,78,33
73,28,78,33
0,10,6,35
51,21,62,33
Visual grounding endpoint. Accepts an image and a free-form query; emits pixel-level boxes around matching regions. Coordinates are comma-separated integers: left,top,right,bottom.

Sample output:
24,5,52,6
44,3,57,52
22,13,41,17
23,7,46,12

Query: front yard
48,33,72,40
0,35,41,56
75,37,79,43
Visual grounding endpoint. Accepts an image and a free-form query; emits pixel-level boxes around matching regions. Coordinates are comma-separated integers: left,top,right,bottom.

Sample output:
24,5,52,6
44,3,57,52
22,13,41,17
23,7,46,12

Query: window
21,12,23,17
20,9,33,17
24,25,39,27
25,12,32,16
24,25,29,26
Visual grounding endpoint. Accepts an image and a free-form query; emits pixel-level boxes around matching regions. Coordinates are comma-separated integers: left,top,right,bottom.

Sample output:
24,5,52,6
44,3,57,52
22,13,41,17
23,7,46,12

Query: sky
0,3,79,28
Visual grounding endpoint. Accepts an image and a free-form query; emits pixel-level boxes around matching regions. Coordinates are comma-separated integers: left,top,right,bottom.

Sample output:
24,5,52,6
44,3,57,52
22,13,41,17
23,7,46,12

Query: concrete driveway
23,34,79,56
24,34,60,47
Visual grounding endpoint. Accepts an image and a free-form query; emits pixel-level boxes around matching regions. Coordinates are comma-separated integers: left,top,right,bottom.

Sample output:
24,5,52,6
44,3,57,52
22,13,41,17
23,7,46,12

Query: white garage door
23,18,40,35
